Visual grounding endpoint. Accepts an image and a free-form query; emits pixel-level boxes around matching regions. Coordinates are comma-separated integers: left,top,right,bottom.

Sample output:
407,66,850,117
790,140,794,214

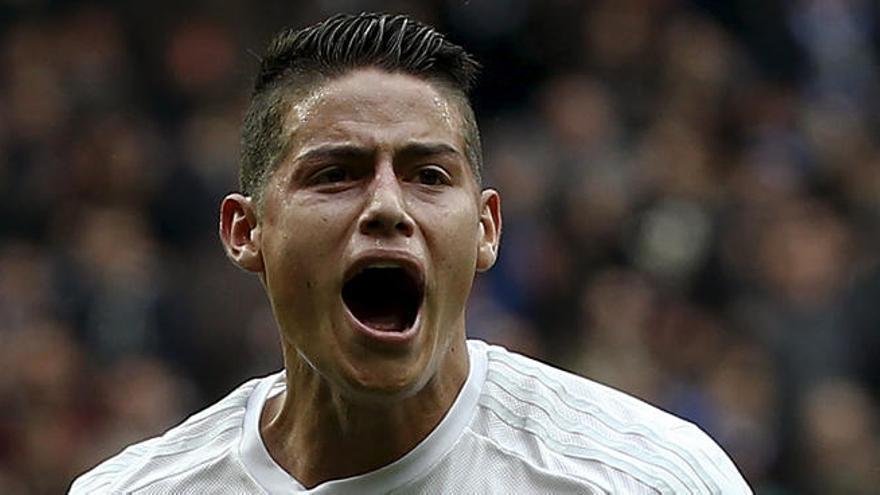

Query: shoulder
68,374,274,494
470,342,752,494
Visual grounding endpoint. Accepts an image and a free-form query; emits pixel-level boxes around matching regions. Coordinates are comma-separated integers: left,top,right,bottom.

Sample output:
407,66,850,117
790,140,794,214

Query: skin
219,68,501,487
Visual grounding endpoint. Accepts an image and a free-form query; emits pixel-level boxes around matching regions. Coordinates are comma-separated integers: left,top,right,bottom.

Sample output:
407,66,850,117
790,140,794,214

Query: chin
337,354,433,403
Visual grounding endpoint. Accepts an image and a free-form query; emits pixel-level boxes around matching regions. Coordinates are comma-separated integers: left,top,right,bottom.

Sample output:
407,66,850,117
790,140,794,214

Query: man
71,13,751,494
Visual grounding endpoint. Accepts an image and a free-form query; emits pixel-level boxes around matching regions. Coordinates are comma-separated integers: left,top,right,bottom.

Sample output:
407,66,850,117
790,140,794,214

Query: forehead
283,69,463,154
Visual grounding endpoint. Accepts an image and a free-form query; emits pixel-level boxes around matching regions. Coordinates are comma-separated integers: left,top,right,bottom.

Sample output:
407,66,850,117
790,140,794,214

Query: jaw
348,297,471,395
314,292,469,403
330,307,468,405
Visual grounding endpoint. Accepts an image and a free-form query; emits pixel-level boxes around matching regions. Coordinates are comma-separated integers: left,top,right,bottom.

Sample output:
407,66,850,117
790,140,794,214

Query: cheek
269,197,358,255
263,233,316,316
262,205,354,300
418,201,481,282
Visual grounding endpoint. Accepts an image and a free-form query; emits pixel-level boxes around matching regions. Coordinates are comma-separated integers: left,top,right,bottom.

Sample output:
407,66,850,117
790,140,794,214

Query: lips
342,257,425,334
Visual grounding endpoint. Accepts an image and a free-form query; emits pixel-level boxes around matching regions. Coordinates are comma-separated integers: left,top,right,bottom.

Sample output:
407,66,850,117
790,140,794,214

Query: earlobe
219,194,264,273
476,189,502,272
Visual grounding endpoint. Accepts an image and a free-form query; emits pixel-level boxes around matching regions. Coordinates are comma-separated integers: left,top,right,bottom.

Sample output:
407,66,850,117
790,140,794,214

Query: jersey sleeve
68,441,153,494
670,422,753,494
69,469,117,495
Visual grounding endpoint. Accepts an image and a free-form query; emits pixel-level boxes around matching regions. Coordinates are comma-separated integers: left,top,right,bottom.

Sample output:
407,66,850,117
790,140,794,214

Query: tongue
355,296,409,331
360,312,407,332
349,295,411,332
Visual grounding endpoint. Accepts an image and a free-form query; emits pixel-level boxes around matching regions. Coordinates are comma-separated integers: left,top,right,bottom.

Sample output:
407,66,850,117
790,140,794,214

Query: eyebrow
294,144,371,163
294,141,462,163
398,142,461,159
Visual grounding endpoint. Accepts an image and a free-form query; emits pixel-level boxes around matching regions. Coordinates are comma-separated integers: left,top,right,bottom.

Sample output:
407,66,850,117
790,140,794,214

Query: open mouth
342,265,424,332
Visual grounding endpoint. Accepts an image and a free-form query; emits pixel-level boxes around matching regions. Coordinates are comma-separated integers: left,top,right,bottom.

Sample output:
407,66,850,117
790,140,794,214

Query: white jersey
70,340,751,494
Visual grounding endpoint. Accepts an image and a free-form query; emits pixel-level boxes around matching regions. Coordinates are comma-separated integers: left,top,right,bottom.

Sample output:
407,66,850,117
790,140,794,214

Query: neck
260,341,469,488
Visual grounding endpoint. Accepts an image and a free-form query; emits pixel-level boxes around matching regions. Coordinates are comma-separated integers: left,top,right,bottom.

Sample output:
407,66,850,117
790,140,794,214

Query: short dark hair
240,12,483,203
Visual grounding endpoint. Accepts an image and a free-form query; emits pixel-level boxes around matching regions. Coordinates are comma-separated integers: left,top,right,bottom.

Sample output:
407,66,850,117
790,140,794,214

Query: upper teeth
367,262,401,269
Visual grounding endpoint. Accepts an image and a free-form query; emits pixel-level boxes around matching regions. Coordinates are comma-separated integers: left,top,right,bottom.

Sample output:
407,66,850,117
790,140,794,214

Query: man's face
231,69,500,401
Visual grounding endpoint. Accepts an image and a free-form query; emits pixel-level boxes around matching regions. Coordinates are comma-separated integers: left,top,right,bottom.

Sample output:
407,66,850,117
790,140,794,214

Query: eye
310,166,350,185
415,166,451,186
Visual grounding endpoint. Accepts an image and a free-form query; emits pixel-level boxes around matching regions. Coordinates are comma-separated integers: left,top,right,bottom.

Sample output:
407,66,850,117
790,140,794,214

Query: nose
357,161,415,238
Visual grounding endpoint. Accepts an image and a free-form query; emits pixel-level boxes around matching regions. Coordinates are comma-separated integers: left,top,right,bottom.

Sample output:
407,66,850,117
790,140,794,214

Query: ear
219,193,264,273
476,189,502,272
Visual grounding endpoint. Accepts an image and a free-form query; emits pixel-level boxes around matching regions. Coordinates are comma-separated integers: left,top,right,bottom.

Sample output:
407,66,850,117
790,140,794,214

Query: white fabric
70,340,752,494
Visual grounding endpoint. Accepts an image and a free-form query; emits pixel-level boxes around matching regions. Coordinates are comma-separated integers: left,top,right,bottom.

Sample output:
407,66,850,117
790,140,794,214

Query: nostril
362,218,383,233
396,220,413,235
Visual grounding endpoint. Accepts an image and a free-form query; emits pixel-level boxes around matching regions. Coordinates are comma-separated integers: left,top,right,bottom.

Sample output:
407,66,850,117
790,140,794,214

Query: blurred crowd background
2,0,880,493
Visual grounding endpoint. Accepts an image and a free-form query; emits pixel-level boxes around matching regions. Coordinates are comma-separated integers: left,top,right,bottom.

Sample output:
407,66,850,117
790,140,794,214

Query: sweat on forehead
280,70,461,148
